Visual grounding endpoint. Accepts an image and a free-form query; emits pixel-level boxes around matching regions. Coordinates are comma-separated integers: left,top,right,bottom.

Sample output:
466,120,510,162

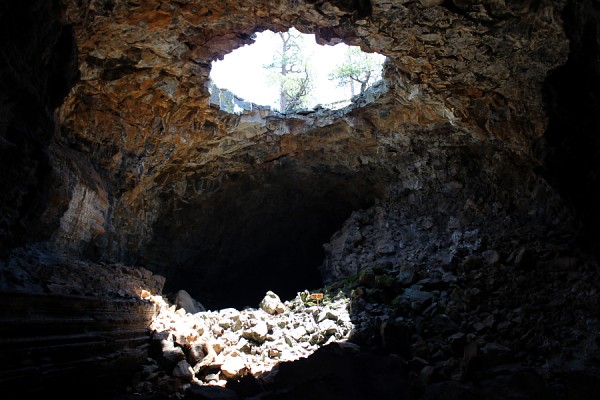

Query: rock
481,342,511,356
174,290,206,314
259,291,285,315
482,250,500,266
172,360,194,382
419,365,436,384
318,319,338,336
161,339,186,366
482,314,495,329
220,356,247,379
376,241,396,256
513,247,533,268
290,326,308,341
187,344,207,365
242,321,268,344
430,314,459,334
206,339,225,356
174,327,201,347
399,287,434,310
317,308,339,322
397,264,418,286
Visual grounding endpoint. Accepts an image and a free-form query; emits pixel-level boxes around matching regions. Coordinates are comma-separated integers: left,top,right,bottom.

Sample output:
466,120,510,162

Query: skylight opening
209,28,386,113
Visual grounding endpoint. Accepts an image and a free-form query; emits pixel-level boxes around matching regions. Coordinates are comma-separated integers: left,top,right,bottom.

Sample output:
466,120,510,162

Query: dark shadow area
0,0,79,255
539,0,600,256
144,159,385,310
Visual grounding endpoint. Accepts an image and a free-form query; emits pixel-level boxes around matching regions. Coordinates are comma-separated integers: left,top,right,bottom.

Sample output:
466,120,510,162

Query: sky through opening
210,28,386,112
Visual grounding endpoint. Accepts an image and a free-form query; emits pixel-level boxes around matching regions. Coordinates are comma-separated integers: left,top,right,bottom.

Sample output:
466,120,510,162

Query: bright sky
210,28,385,111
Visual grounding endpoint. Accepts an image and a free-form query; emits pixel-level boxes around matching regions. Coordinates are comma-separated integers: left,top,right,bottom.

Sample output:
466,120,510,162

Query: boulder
259,291,285,315
174,289,206,314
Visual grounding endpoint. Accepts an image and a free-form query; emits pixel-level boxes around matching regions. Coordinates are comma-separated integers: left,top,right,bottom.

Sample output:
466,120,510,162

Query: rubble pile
130,289,354,396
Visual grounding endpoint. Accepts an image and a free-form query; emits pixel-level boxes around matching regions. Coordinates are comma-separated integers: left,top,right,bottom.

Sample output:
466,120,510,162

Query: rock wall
0,246,165,397
321,127,572,283
1,0,599,398
33,0,571,307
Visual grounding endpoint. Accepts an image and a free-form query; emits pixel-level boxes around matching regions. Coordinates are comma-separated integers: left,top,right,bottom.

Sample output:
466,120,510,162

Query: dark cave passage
144,161,385,310
540,0,600,256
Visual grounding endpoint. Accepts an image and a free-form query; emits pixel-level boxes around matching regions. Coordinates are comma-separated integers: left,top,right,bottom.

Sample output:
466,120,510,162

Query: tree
328,46,384,97
264,28,314,112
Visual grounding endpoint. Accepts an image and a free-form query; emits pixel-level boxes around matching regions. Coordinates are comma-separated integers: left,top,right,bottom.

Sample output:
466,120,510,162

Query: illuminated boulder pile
131,290,353,396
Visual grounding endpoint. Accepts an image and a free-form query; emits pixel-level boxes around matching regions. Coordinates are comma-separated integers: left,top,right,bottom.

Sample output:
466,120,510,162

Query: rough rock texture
1,0,600,398
319,186,599,399
132,289,353,396
35,0,571,308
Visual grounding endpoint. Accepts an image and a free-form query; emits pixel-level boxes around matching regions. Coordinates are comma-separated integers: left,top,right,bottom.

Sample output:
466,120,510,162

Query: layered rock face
1,0,600,398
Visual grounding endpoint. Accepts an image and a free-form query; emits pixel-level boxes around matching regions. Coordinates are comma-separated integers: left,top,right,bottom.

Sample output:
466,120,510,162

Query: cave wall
28,0,570,306
0,3,161,394
322,124,572,284
2,0,598,306
0,0,79,255
1,0,599,396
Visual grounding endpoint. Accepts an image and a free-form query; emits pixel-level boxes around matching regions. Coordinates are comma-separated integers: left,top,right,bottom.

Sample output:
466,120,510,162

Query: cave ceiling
37,0,571,305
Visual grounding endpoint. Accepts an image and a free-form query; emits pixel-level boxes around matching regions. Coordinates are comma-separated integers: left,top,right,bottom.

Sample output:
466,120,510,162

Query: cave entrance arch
145,166,385,310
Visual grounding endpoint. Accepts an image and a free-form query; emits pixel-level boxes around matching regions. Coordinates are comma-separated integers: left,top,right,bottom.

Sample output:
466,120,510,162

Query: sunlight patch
209,28,386,113
139,289,354,388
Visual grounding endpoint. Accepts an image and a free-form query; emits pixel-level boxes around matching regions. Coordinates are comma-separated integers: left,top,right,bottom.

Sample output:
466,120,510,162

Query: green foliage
328,46,384,96
263,28,314,112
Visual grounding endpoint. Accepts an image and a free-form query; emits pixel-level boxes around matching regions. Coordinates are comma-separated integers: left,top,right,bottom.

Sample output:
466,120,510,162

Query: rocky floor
134,289,354,394
2,234,598,399
109,230,600,400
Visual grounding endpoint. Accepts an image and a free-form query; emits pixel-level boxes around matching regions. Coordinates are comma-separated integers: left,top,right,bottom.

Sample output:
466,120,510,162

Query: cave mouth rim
208,26,388,115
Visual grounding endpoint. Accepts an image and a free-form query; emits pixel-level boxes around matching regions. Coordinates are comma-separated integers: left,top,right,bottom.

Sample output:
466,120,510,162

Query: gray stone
397,264,418,286
220,356,247,379
172,360,194,382
482,250,500,266
242,321,268,344
174,289,206,314
162,339,186,365
400,287,435,309
259,291,285,315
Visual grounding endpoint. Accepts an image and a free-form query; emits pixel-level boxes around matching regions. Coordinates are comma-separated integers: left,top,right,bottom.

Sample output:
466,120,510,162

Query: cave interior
0,0,599,399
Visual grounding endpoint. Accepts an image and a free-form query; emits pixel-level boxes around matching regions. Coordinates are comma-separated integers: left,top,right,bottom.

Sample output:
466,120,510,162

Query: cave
144,159,385,309
1,1,599,399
